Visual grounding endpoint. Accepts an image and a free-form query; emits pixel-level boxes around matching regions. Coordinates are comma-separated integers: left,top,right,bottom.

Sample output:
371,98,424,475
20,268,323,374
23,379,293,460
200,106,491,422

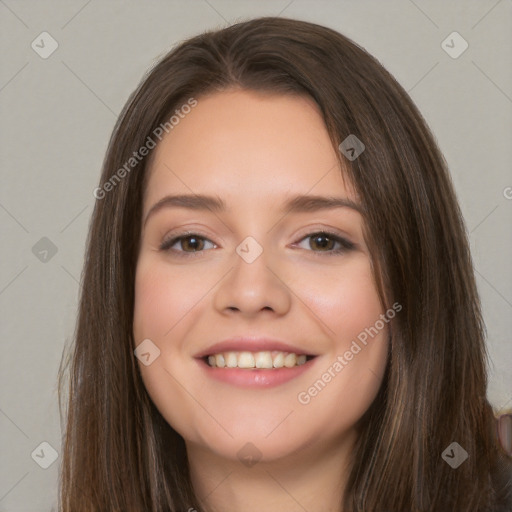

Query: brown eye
159,233,216,255
309,233,336,251
180,235,206,252
295,231,355,256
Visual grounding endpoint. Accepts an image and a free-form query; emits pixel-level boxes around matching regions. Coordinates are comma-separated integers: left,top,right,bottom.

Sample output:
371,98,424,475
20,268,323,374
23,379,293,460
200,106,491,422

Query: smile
205,351,315,369
198,353,318,388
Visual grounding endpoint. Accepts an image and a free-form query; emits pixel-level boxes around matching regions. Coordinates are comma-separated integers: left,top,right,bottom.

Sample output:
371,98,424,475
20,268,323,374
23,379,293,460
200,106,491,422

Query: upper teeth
207,351,307,369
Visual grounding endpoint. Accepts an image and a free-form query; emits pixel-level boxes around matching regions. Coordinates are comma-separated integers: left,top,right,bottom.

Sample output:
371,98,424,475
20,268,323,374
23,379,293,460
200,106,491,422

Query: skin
133,89,389,512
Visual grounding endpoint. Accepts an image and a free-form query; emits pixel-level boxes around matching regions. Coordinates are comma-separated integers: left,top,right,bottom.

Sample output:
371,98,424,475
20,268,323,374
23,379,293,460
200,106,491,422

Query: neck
186,429,357,512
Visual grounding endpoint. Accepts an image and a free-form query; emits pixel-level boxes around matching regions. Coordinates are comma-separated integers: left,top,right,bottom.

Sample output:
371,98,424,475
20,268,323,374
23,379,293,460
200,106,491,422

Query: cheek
294,257,388,423
132,259,205,436
133,257,210,342
298,256,383,341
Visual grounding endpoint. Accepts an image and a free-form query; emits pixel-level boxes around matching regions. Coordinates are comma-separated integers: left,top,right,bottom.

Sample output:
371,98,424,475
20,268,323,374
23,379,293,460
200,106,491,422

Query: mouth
203,351,316,369
194,337,318,387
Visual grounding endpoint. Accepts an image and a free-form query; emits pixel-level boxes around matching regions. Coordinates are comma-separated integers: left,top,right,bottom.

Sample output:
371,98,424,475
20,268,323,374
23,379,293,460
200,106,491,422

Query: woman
58,16,512,512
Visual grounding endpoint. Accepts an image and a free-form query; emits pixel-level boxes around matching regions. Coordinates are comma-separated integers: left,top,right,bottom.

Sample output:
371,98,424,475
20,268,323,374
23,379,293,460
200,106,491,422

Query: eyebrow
143,193,362,227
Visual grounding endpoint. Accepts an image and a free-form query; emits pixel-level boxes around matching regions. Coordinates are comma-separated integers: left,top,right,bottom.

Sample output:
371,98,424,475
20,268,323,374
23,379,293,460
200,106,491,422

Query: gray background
1,0,511,510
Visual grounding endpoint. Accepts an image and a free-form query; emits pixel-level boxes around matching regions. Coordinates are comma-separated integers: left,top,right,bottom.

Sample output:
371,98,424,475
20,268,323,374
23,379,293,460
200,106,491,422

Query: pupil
312,234,333,251
184,236,202,251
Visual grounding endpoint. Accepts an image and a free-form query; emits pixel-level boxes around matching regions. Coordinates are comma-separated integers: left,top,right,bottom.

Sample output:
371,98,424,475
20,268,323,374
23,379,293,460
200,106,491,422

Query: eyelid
293,225,355,244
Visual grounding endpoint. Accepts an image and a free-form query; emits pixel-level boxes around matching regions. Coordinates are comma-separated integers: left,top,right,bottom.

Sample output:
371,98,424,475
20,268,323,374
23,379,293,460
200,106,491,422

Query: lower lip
196,357,317,388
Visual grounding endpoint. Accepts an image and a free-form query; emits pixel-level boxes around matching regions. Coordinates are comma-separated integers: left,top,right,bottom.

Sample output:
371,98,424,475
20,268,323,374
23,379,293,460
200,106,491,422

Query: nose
213,243,292,317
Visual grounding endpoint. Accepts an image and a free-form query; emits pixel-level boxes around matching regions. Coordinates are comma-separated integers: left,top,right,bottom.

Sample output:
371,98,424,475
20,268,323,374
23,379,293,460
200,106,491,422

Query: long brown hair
58,16,511,511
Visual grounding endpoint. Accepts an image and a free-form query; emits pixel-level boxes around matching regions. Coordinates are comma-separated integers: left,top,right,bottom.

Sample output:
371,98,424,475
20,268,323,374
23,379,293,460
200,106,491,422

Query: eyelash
159,230,355,258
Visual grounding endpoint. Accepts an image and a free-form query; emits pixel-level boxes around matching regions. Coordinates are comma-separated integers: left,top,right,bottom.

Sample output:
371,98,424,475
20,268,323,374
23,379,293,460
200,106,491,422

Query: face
133,89,390,464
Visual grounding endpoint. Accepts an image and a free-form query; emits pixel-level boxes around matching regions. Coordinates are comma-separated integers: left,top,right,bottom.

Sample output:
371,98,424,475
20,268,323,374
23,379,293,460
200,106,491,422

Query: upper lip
194,336,317,358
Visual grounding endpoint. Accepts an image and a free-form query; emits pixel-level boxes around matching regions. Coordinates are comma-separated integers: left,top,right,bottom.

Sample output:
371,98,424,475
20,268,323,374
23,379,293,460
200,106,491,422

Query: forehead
144,89,357,210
